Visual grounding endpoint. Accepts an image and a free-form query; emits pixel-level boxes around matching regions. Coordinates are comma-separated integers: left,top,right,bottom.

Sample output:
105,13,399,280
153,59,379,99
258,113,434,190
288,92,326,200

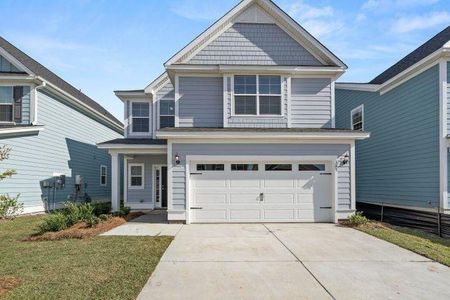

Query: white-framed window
159,99,175,128
0,86,14,123
128,163,145,189
351,105,364,131
233,75,282,116
100,165,107,186
131,102,150,133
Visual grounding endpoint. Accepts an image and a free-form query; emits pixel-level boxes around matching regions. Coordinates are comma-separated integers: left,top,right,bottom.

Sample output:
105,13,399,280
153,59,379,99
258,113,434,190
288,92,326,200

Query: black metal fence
357,202,450,238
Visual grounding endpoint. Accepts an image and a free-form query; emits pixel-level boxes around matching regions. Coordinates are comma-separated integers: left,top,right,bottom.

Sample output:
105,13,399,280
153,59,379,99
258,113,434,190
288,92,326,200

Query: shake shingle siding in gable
336,65,440,208
188,23,322,66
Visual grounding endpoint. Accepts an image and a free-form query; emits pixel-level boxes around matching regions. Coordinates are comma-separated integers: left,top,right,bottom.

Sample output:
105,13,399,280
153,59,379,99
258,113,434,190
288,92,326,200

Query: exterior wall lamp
336,153,350,168
175,153,180,165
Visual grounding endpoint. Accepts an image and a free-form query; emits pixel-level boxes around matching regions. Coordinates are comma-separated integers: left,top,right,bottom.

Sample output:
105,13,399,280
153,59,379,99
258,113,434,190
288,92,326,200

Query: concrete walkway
138,223,450,300
100,212,182,237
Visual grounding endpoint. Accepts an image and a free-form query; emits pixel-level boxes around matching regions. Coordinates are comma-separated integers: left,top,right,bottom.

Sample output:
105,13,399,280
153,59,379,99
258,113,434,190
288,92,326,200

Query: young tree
0,145,22,219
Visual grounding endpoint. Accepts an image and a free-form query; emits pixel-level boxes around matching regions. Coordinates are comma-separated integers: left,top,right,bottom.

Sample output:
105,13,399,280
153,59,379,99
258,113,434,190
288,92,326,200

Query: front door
161,166,167,208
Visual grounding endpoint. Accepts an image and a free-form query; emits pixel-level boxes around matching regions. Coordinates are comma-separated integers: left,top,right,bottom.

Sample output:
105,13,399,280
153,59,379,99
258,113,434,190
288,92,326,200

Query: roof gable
0,54,25,73
165,0,346,68
370,26,450,84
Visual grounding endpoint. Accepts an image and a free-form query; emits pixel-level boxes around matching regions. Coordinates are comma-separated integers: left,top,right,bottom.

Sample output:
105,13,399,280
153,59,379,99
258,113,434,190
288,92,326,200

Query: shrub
38,213,68,233
98,214,110,221
62,202,97,227
92,202,111,215
118,206,131,217
0,194,23,219
347,211,369,227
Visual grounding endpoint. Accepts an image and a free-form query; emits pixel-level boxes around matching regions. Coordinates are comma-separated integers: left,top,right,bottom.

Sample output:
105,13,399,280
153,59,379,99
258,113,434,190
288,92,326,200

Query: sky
0,0,449,121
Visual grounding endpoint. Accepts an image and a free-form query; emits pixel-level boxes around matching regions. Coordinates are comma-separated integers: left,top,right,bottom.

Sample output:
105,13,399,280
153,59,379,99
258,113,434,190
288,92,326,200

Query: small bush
118,206,131,217
92,202,111,215
0,194,23,219
347,211,369,227
98,214,110,221
38,213,68,233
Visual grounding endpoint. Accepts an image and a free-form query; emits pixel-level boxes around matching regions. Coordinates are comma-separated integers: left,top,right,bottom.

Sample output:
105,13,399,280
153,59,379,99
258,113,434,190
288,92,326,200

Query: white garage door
189,161,334,223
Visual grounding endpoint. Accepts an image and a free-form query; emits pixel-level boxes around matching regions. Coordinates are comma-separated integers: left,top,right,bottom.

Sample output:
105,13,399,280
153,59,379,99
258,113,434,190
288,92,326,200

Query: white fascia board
0,126,44,137
335,83,380,92
144,73,171,94
156,131,370,140
97,144,167,150
114,91,151,103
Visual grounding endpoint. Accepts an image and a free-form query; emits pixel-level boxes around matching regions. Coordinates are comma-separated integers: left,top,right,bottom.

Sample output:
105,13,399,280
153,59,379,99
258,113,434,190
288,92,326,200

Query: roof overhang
0,126,44,138
156,129,370,141
337,47,450,94
97,143,167,150
114,90,150,102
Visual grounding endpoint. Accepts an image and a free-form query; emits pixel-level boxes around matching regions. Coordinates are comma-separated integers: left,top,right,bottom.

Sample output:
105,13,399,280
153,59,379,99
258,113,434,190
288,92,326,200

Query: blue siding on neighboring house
178,77,223,127
336,65,440,208
170,143,352,211
0,90,122,213
0,54,21,72
291,78,332,128
188,23,322,66
126,154,166,204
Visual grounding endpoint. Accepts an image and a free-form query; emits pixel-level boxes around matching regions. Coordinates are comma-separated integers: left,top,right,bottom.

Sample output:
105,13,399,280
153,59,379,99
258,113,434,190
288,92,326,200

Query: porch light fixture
336,153,350,168
175,153,180,165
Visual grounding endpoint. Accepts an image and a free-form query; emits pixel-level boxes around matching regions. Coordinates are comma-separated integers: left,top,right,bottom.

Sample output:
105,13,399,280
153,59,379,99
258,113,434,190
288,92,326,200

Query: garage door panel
230,193,260,204
263,193,295,204
263,179,295,188
193,179,227,188
229,209,261,221
192,209,227,221
297,193,314,203
263,209,295,220
297,209,314,221
230,179,261,188
194,193,227,204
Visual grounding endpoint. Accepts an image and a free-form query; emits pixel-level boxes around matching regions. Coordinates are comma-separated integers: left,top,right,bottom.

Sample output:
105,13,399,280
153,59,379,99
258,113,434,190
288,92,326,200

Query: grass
357,222,450,267
0,215,173,300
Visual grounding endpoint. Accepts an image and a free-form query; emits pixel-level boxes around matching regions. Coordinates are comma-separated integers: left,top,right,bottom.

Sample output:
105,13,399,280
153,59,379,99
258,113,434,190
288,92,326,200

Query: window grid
131,102,150,133
0,86,14,123
100,165,107,186
351,105,364,131
128,164,144,189
233,75,282,116
159,100,175,129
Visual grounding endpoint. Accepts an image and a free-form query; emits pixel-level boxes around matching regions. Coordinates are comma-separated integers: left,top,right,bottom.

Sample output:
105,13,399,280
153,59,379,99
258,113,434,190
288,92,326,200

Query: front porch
97,138,168,212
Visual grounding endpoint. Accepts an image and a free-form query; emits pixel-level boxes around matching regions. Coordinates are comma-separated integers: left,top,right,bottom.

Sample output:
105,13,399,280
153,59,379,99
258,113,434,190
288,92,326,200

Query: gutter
0,126,44,137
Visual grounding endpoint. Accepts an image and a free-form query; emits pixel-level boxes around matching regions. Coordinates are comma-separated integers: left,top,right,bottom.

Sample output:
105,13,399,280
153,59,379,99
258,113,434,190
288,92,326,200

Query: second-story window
0,86,14,123
351,105,364,131
159,100,175,128
234,75,281,116
131,102,150,133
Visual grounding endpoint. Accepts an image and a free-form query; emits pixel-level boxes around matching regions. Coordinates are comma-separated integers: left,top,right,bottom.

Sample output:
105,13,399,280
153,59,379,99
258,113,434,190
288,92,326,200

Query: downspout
32,79,46,125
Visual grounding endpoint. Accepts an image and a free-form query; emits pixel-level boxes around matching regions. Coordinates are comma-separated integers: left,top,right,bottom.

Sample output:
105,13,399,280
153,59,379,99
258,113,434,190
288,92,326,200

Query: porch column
110,151,120,212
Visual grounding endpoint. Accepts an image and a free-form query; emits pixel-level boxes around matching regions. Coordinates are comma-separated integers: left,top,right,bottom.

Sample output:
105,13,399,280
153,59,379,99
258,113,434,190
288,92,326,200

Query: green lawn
358,222,450,267
0,215,173,300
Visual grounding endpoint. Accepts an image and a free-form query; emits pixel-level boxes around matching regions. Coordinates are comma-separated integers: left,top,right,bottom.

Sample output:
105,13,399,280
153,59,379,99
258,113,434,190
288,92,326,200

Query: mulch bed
24,212,144,242
0,277,21,297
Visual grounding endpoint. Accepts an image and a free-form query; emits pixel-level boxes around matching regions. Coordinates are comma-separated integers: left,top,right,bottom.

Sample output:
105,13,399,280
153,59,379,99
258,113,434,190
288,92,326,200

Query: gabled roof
164,0,346,68
0,36,122,129
370,26,450,84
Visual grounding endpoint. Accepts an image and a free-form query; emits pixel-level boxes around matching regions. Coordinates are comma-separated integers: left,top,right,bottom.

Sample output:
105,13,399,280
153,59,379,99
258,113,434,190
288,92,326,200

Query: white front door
189,161,334,223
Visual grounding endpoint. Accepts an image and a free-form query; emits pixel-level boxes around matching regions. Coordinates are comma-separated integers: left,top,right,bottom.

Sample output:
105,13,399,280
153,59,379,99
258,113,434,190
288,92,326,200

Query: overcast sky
0,0,449,120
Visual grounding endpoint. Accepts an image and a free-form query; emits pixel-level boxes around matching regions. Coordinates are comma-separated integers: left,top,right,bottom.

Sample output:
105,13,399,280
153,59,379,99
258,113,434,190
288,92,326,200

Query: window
0,86,13,123
159,100,175,128
131,102,150,133
351,105,364,131
196,164,224,171
128,164,144,189
299,164,325,171
234,75,281,116
265,164,292,171
231,164,258,171
100,165,107,186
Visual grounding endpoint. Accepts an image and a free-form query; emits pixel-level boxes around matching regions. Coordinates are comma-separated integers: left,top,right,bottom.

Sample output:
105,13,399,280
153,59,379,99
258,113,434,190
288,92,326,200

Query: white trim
128,100,152,137
123,156,129,205
350,104,364,131
331,78,336,128
167,138,356,144
350,140,356,211
0,47,34,74
439,59,448,210
0,126,44,137
144,73,170,94
185,154,339,224
335,83,379,92
174,75,180,127
110,152,120,212
223,76,228,127
152,92,157,139
98,143,167,150
128,163,145,190
100,165,107,187
156,130,370,140
167,141,173,211
287,76,292,128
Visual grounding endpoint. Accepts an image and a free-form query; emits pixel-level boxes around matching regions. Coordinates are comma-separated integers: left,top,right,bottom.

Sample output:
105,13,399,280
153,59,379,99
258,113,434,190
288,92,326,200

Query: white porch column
110,151,120,212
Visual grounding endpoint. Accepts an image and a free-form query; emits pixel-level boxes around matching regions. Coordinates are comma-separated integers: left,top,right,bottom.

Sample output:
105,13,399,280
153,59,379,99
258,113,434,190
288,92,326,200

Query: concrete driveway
137,224,450,300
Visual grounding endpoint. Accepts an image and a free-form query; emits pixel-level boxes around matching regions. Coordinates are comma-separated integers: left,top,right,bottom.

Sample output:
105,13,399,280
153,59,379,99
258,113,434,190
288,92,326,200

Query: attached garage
188,160,335,223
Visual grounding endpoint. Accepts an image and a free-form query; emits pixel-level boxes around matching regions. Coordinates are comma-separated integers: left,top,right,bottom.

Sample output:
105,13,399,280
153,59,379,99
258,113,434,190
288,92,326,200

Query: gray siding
291,78,332,128
336,65,440,209
178,77,223,127
126,154,166,203
225,76,289,128
0,89,122,213
0,54,21,72
188,23,322,66
170,143,352,211
447,62,450,133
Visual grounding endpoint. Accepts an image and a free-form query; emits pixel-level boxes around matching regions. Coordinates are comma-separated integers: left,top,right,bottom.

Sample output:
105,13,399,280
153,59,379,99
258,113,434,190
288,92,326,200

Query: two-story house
99,0,369,223
0,36,123,214
335,26,450,221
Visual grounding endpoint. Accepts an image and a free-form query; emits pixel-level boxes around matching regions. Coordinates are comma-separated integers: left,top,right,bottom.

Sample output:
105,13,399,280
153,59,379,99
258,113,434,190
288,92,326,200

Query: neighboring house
0,36,123,214
335,26,450,216
98,0,369,224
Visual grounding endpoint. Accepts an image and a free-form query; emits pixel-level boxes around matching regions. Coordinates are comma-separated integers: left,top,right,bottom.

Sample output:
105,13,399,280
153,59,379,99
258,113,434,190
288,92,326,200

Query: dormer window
131,102,150,133
234,75,281,116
